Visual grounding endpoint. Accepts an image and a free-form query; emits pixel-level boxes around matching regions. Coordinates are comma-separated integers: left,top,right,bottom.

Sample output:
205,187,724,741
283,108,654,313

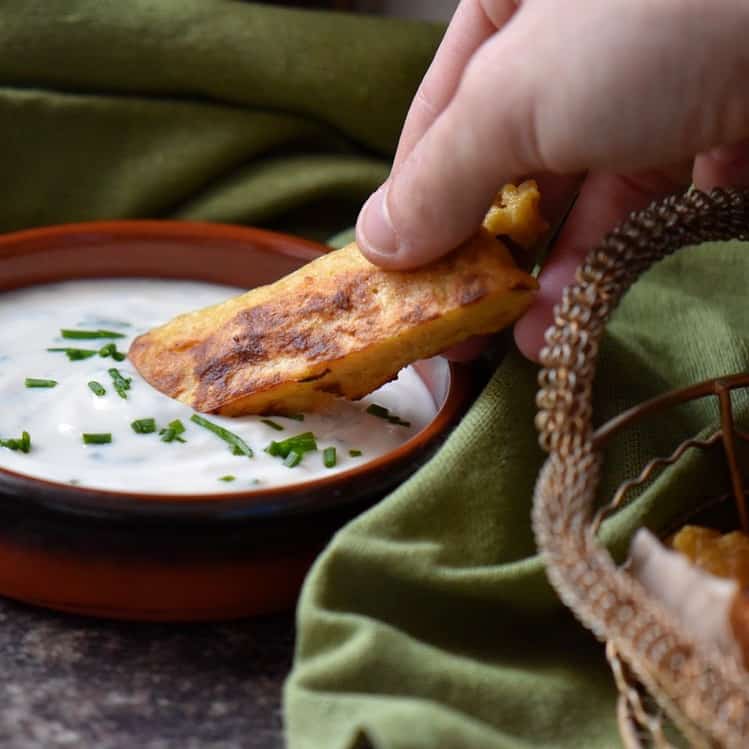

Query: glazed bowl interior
0,220,472,520
0,220,475,621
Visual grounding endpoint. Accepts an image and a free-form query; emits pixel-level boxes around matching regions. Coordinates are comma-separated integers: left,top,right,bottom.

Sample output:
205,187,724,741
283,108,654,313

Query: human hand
355,0,749,361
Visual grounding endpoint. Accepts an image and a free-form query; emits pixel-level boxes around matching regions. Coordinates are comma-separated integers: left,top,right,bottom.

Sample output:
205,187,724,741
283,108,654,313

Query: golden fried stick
129,182,545,416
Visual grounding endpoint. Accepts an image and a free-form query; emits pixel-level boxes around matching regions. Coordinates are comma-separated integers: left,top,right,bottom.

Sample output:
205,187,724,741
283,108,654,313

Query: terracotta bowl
0,220,474,621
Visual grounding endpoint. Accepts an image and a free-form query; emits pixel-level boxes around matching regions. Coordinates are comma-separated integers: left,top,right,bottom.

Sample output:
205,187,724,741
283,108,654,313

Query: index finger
392,0,518,173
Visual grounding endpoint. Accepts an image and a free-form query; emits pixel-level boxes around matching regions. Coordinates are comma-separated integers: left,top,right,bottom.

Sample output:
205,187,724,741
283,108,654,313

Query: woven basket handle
532,188,749,749
536,188,749,455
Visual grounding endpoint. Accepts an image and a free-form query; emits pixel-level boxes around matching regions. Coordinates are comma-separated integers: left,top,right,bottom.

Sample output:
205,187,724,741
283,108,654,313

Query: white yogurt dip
0,279,438,494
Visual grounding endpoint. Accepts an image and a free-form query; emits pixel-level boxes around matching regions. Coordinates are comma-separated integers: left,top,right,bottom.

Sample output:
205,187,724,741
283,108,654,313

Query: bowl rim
0,219,473,517
0,218,327,259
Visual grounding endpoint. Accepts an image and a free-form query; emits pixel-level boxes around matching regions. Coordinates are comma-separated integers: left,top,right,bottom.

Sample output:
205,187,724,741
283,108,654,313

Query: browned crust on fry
129,228,537,415
130,181,545,415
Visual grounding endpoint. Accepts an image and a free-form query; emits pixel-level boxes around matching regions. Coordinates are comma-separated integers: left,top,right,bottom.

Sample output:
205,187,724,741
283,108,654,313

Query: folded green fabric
0,0,442,240
285,241,749,749
4,4,747,747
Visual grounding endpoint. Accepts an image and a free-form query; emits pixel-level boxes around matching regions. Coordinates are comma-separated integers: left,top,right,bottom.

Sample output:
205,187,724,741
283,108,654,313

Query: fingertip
356,183,398,263
514,247,583,363
355,178,461,270
513,296,553,364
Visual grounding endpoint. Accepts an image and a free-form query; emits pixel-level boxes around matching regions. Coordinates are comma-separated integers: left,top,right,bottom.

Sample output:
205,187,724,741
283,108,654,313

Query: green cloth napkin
3,4,748,747
0,0,442,240
286,242,749,749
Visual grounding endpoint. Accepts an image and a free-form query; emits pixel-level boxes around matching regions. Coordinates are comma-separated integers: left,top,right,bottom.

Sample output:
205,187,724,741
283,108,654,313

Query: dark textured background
0,597,293,748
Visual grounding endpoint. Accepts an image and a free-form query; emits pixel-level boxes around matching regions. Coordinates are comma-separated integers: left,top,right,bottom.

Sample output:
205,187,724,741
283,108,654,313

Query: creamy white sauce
0,279,438,494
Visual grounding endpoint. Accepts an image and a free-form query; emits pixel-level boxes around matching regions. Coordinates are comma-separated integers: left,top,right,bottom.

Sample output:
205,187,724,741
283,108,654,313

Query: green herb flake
283,450,303,468
265,442,281,457
265,431,317,463
159,419,187,443
387,416,411,428
169,419,186,435
108,368,132,399
61,329,126,340
99,343,127,361
82,433,112,445
261,419,284,431
366,403,410,427
47,347,98,361
323,446,337,468
190,414,253,458
366,403,390,419
349,449,363,457
131,418,157,435
0,431,31,453
25,378,58,389
219,475,236,482
88,381,106,397
286,413,305,422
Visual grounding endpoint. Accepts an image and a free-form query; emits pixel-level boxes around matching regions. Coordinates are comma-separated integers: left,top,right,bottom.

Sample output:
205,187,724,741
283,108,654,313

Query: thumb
355,30,536,269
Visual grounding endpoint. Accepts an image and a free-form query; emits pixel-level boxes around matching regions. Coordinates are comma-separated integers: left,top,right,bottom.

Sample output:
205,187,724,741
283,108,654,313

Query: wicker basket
532,188,749,748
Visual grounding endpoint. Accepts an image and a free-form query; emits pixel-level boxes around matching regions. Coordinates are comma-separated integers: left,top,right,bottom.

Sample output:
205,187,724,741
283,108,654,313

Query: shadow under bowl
0,220,474,621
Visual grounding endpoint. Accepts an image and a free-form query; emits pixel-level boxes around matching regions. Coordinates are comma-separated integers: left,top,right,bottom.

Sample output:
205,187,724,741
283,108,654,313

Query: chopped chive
349,449,363,457
286,413,305,422
82,433,112,445
190,414,253,458
25,378,58,388
68,350,98,361
219,475,236,482
366,403,390,419
88,381,106,397
0,431,31,453
131,418,157,434
366,403,410,427
99,343,127,361
108,368,132,399
387,416,411,428
283,450,303,468
265,431,317,461
61,329,126,340
47,347,98,361
323,446,337,468
159,419,187,443
168,419,186,435
261,419,284,431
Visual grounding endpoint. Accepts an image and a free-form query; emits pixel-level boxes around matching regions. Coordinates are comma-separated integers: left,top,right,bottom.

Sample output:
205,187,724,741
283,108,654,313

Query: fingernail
358,183,398,256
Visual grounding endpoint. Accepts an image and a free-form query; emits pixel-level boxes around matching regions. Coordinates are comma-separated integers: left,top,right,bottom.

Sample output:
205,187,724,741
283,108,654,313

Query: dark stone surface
0,597,294,748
